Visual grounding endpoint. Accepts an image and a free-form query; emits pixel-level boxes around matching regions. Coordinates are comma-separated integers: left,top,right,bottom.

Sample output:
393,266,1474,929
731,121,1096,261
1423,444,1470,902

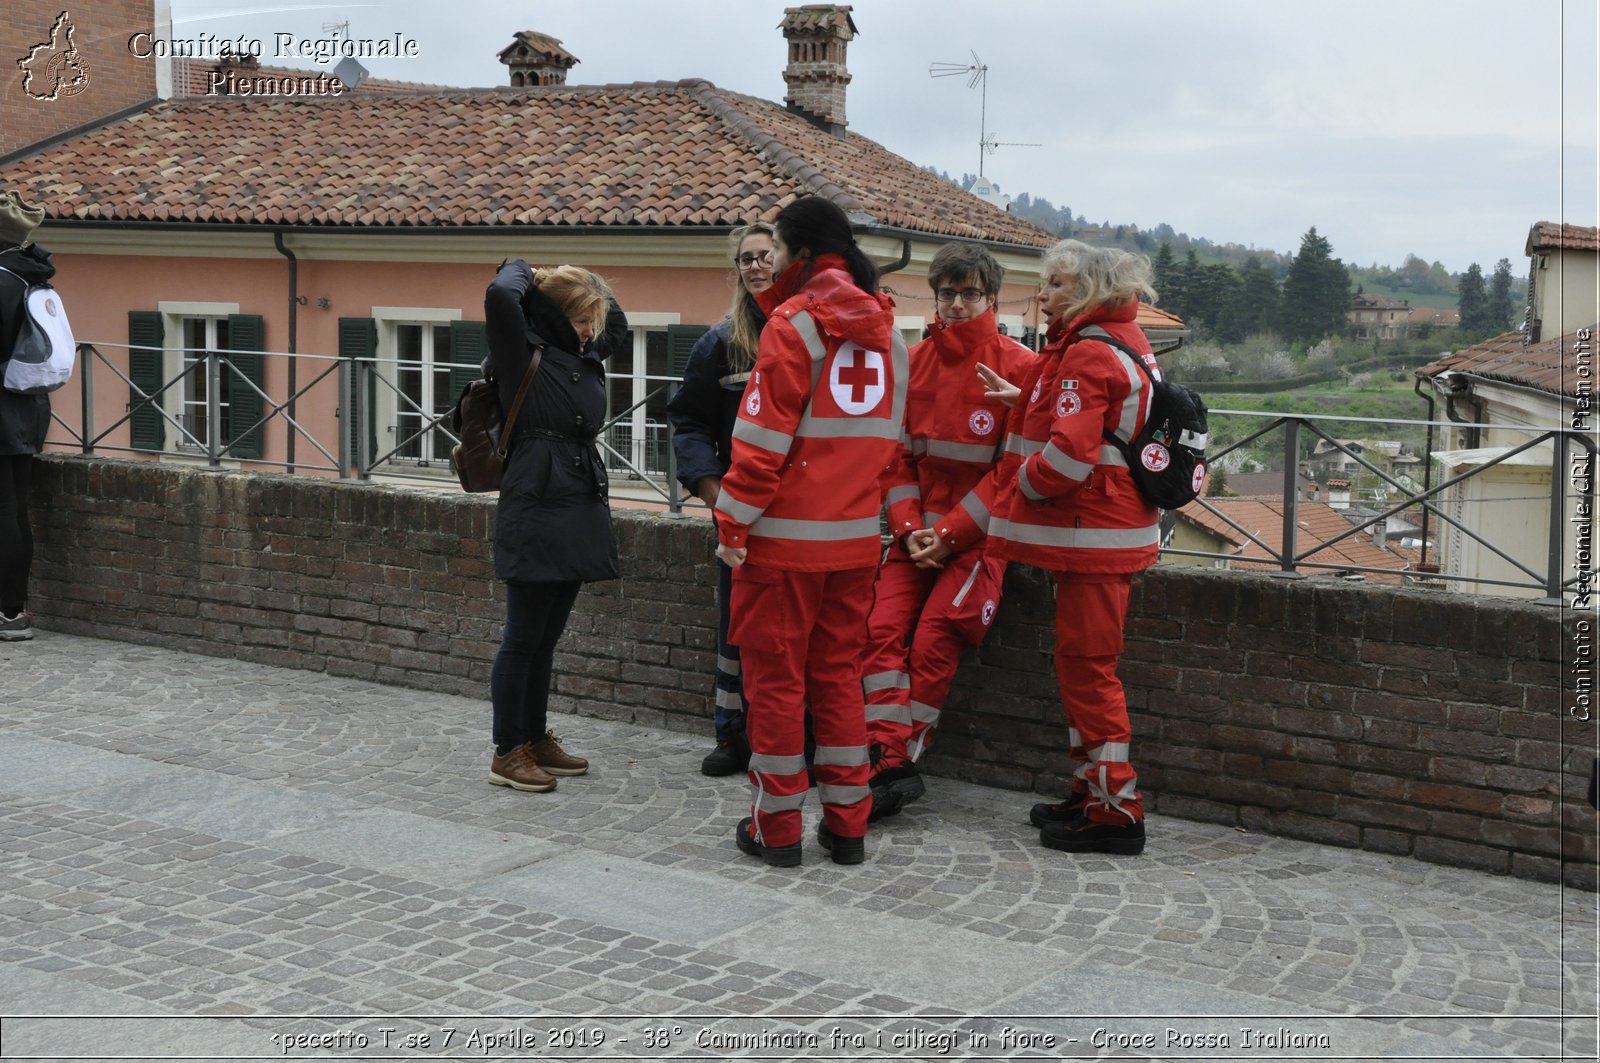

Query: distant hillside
919,166,1526,308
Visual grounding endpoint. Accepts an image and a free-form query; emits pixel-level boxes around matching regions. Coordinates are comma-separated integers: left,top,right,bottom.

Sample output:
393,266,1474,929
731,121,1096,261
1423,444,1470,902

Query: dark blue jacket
667,320,748,494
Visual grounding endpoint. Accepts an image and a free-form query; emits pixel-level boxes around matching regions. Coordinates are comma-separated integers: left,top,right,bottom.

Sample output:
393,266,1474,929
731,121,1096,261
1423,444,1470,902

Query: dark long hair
773,197,879,294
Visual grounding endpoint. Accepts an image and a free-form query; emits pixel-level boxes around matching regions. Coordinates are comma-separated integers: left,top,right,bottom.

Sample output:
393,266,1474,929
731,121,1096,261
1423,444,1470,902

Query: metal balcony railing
46,342,1596,600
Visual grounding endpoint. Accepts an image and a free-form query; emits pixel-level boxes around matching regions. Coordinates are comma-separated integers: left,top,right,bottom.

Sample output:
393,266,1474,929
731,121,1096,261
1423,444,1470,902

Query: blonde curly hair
1041,239,1157,323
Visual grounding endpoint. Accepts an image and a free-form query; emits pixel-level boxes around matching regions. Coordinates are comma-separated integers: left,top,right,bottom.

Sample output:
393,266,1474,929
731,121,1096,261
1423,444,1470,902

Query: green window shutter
447,320,488,405
128,311,165,452
338,317,377,471
225,314,265,459
666,324,709,379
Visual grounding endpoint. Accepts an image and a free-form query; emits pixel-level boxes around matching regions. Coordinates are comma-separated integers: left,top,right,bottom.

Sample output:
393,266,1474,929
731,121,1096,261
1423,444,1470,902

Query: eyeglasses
935,287,989,305
735,252,775,271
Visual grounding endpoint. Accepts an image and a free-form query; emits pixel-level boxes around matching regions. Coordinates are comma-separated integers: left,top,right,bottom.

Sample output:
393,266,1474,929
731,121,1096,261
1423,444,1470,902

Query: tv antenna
929,51,1038,177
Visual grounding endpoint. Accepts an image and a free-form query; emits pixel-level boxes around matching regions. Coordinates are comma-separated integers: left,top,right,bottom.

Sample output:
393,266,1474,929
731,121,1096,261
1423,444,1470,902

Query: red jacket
714,255,907,571
887,311,1037,553
987,298,1161,574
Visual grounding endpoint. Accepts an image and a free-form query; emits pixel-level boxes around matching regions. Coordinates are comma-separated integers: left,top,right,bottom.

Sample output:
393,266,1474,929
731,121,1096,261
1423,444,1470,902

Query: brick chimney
779,5,856,138
498,31,578,87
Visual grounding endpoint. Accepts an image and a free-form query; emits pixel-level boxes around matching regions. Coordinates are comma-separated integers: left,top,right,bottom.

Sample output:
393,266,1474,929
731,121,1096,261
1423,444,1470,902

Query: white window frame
609,312,678,477
158,300,240,463
371,307,463,473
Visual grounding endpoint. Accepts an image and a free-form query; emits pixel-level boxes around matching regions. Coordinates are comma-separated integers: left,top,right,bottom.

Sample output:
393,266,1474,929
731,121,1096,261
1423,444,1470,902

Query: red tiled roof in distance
1415,323,1597,399
0,79,1054,248
1176,497,1410,583
1526,221,1600,254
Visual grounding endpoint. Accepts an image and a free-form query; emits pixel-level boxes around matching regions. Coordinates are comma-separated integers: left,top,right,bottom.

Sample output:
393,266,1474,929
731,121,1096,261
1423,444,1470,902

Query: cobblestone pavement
1,633,1596,1062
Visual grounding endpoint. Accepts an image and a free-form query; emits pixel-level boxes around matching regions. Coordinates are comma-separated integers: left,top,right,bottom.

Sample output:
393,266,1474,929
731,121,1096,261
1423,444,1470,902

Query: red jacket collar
1045,297,1141,346
929,308,1000,362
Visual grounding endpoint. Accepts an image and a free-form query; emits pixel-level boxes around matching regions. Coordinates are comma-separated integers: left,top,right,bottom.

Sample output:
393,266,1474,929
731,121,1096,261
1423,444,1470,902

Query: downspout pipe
1413,377,1437,569
273,231,297,473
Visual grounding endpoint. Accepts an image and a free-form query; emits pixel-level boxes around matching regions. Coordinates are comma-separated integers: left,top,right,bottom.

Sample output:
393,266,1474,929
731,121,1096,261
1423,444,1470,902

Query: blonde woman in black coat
482,260,627,793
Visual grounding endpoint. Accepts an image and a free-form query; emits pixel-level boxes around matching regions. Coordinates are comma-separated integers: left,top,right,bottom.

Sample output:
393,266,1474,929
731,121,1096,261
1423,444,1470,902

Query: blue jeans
491,579,580,752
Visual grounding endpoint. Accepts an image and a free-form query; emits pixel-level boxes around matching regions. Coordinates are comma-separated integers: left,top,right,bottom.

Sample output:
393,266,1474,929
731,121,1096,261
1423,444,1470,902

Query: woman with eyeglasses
667,222,776,776
859,242,1037,820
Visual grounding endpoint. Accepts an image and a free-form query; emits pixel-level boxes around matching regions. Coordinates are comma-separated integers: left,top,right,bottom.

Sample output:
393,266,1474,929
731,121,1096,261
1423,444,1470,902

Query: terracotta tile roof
780,6,858,34
1408,306,1459,325
1351,293,1410,311
1415,323,1596,399
0,79,1054,247
1176,498,1411,583
1136,303,1188,333
1526,221,1600,254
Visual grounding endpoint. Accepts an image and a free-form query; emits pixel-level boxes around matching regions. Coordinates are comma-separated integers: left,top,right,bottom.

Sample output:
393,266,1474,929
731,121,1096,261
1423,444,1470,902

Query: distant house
1164,497,1413,584
1,3,1099,485
1416,305,1593,598
1348,293,1411,340
1305,439,1421,483
1524,221,1599,343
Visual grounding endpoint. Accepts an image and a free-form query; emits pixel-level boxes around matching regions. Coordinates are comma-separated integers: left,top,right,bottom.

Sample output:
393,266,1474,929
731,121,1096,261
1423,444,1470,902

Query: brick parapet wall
26,457,1598,887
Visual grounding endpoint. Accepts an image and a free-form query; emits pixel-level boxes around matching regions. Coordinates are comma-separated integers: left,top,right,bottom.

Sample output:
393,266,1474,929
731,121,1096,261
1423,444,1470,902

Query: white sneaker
0,612,34,641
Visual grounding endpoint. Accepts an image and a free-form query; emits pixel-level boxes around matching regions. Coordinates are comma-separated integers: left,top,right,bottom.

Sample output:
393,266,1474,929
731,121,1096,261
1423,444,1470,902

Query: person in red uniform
861,242,1037,819
979,239,1162,855
714,197,907,867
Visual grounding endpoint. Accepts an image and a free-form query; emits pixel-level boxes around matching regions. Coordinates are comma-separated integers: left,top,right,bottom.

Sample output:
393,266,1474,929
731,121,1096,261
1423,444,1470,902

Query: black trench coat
484,260,628,584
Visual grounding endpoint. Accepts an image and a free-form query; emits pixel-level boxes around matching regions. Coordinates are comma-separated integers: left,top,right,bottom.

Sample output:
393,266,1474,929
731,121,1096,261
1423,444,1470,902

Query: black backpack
1081,325,1209,509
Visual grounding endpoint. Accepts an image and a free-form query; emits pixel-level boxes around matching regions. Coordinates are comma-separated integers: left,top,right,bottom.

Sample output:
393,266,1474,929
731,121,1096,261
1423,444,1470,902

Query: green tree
1229,255,1280,338
1488,258,1516,331
1278,227,1352,342
1457,263,1490,333
1152,241,1184,316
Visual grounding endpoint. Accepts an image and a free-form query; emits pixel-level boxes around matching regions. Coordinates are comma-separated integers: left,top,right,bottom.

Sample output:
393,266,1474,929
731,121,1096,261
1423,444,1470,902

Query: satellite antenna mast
929,52,1039,178
929,51,989,175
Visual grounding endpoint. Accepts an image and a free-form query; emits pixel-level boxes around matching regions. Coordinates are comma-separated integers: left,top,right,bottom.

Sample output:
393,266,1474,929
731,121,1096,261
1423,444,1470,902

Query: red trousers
730,563,877,847
863,544,1005,765
1052,571,1144,825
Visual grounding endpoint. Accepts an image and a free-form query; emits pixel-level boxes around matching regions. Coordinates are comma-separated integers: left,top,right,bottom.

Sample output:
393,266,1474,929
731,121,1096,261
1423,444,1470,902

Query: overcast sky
171,0,1597,275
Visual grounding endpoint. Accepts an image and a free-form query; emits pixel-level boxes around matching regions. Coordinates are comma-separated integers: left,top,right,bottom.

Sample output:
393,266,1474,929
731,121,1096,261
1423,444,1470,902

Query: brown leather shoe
528,730,588,776
488,744,557,792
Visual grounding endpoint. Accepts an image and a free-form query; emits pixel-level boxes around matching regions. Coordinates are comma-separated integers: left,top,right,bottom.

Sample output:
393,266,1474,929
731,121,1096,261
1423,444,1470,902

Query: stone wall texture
26,456,1597,887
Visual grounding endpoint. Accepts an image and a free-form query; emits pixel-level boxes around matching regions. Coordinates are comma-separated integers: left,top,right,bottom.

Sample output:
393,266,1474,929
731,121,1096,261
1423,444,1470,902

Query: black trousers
490,579,581,751
0,454,33,617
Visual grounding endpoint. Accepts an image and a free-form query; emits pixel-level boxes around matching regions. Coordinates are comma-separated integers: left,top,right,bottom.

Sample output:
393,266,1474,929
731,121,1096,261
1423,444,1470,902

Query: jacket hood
1047,296,1140,345
758,254,895,353
522,281,584,355
0,243,55,285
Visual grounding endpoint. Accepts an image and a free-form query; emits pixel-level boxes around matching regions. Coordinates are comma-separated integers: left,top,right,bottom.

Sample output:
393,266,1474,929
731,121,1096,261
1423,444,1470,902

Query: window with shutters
132,303,264,461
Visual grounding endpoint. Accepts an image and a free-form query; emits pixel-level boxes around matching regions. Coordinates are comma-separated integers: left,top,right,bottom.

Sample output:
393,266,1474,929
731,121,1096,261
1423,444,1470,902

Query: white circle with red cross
969,409,996,436
1141,442,1171,472
745,389,761,416
981,599,997,627
1192,462,1207,494
1056,391,1082,418
829,342,886,415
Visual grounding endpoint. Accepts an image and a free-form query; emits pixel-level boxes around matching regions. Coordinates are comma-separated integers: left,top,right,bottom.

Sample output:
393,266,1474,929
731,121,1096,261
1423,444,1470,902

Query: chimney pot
499,31,579,87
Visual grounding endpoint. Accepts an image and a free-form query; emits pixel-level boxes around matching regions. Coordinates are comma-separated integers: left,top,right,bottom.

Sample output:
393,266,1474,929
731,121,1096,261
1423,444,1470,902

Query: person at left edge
0,188,51,643
482,260,627,794
714,196,908,867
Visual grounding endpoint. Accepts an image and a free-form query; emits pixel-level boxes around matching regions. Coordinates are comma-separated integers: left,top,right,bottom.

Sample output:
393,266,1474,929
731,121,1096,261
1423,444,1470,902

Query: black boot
701,733,750,776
